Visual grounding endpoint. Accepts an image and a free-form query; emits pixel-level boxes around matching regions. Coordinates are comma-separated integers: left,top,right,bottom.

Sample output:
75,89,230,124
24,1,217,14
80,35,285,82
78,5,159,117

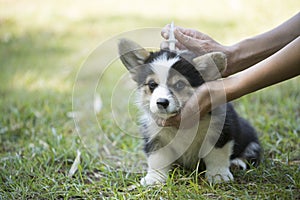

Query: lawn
0,0,299,199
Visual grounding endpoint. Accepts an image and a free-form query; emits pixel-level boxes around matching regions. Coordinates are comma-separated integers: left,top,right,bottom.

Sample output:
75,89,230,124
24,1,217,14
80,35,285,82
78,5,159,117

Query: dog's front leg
141,150,173,186
203,141,234,183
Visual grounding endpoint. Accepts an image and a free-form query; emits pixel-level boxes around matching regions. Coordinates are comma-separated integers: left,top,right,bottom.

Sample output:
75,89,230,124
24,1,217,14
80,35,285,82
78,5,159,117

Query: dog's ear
118,39,150,82
192,52,227,81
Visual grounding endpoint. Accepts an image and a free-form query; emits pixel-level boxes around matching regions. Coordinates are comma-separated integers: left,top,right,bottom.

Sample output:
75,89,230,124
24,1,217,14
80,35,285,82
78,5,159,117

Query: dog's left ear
193,52,227,81
118,39,150,82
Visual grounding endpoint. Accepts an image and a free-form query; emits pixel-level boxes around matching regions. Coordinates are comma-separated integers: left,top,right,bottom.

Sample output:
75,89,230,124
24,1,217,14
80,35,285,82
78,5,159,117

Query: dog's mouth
150,112,178,121
151,108,181,119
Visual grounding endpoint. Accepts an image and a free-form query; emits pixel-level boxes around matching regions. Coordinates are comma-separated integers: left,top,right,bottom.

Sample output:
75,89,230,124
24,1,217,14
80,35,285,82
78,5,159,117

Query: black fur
145,50,205,87
144,136,162,155
145,50,177,63
218,104,261,167
170,58,205,87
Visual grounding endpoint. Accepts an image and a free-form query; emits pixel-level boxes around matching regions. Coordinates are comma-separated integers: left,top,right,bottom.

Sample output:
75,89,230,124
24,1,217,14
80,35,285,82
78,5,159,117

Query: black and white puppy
118,39,261,185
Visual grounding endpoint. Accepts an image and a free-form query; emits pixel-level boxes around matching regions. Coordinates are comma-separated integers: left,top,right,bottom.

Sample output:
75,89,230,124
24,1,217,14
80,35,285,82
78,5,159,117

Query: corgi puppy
118,39,261,185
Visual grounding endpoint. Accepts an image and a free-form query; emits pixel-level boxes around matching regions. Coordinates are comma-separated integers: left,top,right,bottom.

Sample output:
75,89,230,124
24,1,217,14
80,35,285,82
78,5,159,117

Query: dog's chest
145,116,214,169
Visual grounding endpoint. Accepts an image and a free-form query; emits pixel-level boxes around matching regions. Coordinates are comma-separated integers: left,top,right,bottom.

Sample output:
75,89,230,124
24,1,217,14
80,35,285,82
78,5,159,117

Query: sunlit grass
11,71,71,92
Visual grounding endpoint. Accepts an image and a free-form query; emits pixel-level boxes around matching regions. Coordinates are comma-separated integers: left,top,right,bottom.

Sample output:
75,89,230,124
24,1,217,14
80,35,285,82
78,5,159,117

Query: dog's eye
147,80,158,92
174,80,186,91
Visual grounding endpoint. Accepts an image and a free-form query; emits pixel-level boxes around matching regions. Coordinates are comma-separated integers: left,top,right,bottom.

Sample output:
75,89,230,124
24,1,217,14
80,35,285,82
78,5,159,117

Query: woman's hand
161,24,232,77
158,13,300,128
161,25,223,53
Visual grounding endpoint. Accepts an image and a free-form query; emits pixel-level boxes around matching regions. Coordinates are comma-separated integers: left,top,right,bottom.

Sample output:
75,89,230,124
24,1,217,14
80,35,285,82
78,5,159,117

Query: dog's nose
156,98,169,109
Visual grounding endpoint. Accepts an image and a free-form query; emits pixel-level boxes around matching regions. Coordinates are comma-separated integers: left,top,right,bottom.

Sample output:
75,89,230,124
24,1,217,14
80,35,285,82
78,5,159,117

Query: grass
1,0,300,199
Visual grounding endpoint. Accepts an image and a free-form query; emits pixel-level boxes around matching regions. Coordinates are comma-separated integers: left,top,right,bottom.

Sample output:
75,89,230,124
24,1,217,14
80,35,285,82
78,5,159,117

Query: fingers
164,115,181,127
162,24,211,52
155,118,165,126
174,28,197,49
160,39,185,50
174,26,208,40
155,100,201,129
161,24,192,39
161,24,187,50
155,115,181,128
160,41,169,50
154,88,203,129
174,28,210,55
161,24,171,39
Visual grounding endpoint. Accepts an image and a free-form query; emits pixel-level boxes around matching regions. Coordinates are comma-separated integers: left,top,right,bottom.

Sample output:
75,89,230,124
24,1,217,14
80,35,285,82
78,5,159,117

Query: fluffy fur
118,39,261,185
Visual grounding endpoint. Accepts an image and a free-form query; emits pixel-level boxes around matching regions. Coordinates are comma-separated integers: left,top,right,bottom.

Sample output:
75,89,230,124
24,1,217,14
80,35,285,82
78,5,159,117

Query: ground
0,0,299,199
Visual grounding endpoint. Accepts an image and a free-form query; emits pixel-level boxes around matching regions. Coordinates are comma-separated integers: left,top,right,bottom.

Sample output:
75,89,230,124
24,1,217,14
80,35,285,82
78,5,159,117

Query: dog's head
118,39,226,119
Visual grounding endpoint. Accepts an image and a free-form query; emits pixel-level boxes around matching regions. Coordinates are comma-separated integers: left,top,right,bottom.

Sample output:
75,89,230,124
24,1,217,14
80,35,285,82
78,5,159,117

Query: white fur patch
149,86,177,118
204,141,234,183
150,53,179,85
140,148,173,185
148,53,180,118
230,158,247,170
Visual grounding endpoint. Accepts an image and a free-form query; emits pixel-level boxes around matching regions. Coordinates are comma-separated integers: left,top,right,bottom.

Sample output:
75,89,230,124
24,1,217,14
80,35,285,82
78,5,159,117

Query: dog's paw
140,172,166,186
230,158,247,170
206,168,233,184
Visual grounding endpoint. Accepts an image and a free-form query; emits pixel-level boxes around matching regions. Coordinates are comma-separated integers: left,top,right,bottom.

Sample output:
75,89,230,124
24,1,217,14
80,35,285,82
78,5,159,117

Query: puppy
118,39,261,185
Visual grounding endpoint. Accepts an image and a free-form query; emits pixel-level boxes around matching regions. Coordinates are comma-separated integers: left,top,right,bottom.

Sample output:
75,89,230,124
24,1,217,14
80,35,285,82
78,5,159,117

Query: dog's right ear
118,39,150,82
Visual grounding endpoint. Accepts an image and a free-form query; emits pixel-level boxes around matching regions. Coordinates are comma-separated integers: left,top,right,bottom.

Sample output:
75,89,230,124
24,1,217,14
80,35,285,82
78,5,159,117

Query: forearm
224,12,300,76
225,36,300,102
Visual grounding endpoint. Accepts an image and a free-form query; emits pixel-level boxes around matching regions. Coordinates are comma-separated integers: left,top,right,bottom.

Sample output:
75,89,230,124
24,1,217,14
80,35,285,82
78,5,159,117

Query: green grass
1,0,300,199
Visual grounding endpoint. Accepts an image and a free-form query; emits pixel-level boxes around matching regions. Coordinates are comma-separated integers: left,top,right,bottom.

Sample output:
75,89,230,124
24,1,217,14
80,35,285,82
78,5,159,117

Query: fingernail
163,32,168,39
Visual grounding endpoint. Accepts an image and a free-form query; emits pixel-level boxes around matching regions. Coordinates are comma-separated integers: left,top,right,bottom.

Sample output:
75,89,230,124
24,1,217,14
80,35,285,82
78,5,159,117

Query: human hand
156,80,228,129
161,25,224,54
161,24,232,77
159,90,205,129
155,83,211,129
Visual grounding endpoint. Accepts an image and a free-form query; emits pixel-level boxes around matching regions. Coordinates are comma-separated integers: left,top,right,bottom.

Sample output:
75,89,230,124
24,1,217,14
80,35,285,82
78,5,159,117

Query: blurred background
1,0,299,96
1,0,299,130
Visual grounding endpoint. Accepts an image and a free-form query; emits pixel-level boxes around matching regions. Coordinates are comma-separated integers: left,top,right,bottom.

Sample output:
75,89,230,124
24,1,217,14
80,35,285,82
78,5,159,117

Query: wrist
203,80,227,111
222,75,243,102
222,44,239,77
226,76,237,102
